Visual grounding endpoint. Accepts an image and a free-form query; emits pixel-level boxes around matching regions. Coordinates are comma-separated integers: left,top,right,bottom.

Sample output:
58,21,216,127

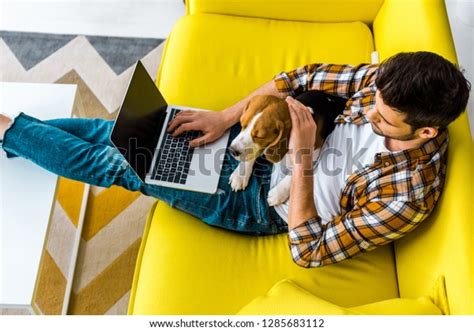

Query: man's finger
288,104,298,124
176,110,194,117
168,111,195,131
189,133,210,147
300,106,312,121
172,122,196,136
167,116,192,133
291,100,311,122
289,103,302,125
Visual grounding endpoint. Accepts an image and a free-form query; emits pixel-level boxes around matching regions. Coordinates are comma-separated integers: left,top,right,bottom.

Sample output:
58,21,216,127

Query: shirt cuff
273,72,297,97
288,215,323,244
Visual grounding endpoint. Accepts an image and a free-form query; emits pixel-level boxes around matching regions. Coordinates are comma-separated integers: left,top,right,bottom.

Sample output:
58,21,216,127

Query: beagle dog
228,90,347,206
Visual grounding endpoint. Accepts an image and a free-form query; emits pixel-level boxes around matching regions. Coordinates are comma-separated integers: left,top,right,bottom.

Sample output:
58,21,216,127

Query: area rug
0,31,164,315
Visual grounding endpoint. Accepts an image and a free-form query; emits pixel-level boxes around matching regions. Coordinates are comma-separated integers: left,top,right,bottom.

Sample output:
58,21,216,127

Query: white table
0,82,88,314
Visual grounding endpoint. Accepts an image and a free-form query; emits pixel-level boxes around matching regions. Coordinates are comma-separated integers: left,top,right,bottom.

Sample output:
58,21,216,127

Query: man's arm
285,95,319,228
288,155,318,229
221,80,284,127
274,63,378,99
223,62,379,128
288,199,431,268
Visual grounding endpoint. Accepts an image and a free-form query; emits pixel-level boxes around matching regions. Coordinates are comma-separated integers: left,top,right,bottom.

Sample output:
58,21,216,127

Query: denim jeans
1,112,287,235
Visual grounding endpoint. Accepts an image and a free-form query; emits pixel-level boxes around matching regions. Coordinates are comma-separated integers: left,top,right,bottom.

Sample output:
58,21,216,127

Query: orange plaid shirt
274,63,448,268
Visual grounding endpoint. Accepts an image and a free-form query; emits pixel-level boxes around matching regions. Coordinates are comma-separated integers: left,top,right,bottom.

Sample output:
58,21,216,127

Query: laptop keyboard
151,108,202,184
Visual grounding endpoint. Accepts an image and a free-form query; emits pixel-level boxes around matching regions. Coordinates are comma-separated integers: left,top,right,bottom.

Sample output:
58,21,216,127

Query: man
0,51,470,268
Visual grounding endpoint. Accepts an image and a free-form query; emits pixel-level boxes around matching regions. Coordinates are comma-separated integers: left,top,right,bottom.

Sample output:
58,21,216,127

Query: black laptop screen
110,61,168,181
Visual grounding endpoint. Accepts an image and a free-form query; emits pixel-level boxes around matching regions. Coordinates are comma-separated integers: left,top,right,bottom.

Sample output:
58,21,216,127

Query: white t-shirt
270,122,390,224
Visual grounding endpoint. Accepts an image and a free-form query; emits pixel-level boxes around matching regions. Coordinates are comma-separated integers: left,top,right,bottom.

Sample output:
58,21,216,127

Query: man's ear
264,121,289,163
416,126,439,139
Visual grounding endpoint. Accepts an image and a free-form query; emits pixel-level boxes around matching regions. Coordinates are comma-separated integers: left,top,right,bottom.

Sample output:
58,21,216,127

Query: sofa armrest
373,0,457,61
374,0,474,315
186,0,383,24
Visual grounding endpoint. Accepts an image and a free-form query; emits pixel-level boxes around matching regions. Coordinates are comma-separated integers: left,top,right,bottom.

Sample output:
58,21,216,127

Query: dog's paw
228,167,251,191
267,185,290,206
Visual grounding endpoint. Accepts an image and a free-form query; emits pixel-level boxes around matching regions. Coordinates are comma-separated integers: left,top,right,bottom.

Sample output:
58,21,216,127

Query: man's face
366,90,418,141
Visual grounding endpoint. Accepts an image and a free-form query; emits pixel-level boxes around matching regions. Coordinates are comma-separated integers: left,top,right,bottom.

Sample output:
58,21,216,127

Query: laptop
110,60,230,194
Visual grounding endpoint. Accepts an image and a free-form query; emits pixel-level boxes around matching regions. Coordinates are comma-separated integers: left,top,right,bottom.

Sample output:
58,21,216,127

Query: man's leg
43,117,115,147
1,112,143,190
0,115,115,154
140,123,287,235
0,113,286,234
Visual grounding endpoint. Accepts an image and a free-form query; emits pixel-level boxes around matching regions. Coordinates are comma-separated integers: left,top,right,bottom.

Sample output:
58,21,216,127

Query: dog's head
229,95,291,163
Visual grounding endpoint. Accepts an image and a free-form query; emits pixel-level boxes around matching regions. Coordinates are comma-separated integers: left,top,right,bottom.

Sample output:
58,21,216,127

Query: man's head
366,51,471,141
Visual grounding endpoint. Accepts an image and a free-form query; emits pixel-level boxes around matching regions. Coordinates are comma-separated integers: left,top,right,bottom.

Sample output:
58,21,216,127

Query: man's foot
0,114,13,140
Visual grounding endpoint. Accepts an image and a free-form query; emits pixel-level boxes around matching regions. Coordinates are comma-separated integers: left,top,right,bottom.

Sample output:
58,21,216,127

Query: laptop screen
110,61,168,181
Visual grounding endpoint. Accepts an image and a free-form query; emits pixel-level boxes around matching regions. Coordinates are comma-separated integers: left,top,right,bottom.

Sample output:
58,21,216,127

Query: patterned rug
0,31,165,315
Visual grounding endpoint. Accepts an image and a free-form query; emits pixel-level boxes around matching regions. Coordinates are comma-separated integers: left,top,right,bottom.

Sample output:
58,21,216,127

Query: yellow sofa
128,0,473,315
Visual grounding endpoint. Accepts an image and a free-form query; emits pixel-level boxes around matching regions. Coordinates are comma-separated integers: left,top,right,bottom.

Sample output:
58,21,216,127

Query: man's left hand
286,96,317,166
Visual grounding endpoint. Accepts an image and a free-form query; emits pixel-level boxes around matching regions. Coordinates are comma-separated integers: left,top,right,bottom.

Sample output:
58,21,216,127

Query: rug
0,31,164,315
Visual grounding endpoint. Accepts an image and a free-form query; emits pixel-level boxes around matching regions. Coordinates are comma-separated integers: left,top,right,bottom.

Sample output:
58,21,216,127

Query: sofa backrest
373,0,473,315
186,0,384,25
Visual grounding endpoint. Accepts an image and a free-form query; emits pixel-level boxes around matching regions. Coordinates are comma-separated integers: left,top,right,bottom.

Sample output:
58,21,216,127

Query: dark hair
374,51,471,130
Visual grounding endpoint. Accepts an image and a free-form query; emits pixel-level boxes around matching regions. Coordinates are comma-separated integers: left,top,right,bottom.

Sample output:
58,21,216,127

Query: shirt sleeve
274,63,379,99
288,200,430,268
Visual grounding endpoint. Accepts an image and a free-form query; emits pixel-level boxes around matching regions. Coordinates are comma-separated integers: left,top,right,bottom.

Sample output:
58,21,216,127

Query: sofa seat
129,13,400,315
129,202,398,315
157,13,375,111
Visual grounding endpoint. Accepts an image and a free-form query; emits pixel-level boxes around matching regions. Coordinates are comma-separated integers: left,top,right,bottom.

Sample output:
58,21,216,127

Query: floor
0,0,472,134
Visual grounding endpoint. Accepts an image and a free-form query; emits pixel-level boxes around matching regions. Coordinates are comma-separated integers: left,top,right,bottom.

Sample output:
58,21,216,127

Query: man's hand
286,96,317,166
167,110,230,147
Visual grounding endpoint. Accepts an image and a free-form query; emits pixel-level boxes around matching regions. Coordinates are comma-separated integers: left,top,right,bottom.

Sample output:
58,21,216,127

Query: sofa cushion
129,202,399,314
157,13,375,111
236,279,442,315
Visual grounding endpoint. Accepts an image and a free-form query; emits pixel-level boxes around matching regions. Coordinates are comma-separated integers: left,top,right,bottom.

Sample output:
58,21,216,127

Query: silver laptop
110,60,230,194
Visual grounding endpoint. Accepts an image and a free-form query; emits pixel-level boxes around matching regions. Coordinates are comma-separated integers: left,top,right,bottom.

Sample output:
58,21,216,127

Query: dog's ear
264,120,289,163
239,101,250,122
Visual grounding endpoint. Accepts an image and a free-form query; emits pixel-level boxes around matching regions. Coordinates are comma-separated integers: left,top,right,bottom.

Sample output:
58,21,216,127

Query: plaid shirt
274,63,448,268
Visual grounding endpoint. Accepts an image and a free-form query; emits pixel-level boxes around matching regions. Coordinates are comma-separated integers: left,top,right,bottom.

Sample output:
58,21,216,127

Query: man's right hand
166,80,281,147
166,110,230,147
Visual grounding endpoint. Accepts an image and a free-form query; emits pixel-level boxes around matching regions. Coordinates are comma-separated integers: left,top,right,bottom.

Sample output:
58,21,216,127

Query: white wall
446,0,474,137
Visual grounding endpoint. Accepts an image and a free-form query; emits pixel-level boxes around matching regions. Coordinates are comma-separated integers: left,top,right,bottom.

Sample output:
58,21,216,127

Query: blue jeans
1,112,287,235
